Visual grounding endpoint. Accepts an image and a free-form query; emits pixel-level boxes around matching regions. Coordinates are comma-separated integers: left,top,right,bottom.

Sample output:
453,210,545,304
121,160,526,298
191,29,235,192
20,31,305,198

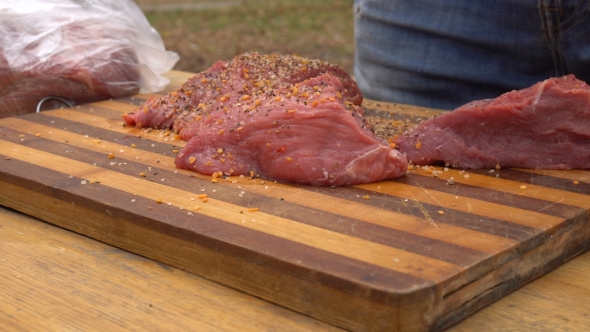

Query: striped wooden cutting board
1,71,589,331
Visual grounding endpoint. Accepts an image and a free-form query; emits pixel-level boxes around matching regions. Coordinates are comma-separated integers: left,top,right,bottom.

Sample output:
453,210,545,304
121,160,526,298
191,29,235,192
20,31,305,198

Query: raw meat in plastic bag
0,0,180,118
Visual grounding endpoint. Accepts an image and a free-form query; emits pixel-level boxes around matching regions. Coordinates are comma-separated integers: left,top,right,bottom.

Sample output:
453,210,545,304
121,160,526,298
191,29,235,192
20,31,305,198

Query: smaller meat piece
395,75,590,169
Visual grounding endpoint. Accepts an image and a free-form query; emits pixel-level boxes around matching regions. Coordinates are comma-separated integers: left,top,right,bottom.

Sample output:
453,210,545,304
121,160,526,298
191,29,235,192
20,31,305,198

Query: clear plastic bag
0,0,179,117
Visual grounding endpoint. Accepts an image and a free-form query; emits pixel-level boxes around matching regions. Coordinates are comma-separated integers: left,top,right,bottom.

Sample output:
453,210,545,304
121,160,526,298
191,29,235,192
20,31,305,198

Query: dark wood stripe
468,168,590,196
0,155,434,302
401,173,583,220
0,125,487,267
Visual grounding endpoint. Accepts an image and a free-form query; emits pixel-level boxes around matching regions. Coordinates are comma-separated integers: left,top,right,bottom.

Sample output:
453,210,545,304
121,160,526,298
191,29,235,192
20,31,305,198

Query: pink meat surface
124,53,407,186
395,75,590,169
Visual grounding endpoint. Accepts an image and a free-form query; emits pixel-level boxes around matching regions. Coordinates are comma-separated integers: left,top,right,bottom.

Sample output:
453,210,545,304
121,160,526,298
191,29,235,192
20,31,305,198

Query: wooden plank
1,70,589,331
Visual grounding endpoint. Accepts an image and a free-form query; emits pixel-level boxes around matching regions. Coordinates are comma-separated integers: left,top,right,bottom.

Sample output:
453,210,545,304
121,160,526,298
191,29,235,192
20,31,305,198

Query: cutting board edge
436,209,590,330
0,173,442,332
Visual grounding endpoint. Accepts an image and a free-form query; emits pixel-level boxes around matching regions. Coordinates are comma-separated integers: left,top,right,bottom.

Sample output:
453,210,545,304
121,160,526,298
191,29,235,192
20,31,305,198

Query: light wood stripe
0,140,463,283
162,70,194,86
1,117,521,255
90,100,138,114
44,108,184,147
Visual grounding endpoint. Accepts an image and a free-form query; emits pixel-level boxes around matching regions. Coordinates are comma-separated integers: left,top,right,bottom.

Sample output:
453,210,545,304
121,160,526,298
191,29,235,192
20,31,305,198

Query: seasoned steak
124,53,407,186
395,75,590,169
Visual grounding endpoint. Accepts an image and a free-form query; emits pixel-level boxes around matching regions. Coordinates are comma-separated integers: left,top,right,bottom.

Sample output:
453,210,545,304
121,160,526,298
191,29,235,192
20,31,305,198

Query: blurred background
134,0,355,74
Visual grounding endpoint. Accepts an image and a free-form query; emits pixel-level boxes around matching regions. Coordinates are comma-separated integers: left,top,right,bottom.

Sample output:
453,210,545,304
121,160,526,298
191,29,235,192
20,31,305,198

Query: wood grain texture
0,70,589,331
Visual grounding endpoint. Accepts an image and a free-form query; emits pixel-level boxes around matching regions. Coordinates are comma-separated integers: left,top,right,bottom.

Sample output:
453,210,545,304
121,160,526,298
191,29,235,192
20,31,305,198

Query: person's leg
354,0,557,109
553,0,590,81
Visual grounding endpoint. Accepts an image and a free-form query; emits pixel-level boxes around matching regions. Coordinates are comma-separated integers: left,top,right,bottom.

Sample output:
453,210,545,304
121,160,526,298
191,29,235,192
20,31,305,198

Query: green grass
140,0,355,74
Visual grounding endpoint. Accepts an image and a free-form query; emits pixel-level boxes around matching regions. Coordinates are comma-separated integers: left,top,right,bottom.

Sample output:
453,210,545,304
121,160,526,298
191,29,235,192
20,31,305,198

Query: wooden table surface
1,70,589,331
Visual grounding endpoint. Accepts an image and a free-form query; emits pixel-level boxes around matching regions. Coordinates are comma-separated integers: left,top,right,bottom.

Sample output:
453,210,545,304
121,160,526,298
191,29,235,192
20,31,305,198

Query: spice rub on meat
395,75,590,169
123,53,407,186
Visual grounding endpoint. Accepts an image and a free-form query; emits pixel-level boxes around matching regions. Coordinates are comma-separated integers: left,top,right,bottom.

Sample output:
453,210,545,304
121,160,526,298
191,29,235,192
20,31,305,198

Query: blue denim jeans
354,0,590,109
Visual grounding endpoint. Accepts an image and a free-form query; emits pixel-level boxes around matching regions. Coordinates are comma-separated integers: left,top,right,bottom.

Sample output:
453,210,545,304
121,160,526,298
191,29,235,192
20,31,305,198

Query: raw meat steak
124,53,407,186
395,75,590,169
123,53,363,132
